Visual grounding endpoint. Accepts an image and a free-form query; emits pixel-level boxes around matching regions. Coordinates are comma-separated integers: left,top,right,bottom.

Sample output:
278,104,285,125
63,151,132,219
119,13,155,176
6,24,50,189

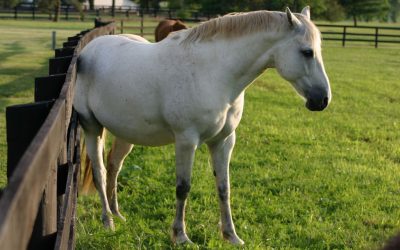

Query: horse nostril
322,97,329,108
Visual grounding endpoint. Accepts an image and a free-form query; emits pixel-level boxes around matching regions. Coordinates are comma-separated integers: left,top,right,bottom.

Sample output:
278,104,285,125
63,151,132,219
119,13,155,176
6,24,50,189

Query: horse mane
181,10,320,46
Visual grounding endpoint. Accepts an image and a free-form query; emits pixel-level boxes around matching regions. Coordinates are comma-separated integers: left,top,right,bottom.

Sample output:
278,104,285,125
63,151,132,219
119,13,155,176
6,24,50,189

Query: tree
0,0,21,8
340,0,390,25
322,0,345,21
389,0,399,22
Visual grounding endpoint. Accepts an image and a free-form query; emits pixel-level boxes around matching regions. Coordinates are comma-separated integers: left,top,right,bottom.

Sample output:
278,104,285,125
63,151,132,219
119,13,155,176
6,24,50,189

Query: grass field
0,19,400,249
0,19,95,187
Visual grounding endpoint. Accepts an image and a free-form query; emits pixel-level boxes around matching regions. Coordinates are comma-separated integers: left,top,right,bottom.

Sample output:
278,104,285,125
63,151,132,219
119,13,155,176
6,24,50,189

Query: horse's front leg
207,132,244,245
172,135,197,244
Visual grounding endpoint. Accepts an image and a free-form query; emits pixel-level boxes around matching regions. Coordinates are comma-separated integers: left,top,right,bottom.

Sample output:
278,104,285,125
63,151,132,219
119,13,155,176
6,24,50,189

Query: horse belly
88,86,175,146
99,112,175,146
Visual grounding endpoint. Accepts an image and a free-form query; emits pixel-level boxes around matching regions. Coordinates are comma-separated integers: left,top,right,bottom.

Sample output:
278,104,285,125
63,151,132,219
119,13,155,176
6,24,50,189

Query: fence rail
0,5,214,21
0,20,115,250
317,24,400,48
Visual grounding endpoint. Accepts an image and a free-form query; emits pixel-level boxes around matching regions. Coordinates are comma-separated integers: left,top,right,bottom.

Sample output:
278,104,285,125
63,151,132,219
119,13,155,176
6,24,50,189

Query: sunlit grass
0,19,399,249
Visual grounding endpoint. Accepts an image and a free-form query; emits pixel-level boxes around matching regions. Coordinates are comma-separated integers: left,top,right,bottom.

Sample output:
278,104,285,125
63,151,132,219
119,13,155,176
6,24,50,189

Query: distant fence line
0,5,215,21
1,5,399,48
318,24,400,48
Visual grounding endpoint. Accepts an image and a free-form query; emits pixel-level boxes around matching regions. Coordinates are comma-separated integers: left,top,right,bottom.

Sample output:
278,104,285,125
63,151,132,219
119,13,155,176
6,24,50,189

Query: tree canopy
135,0,397,23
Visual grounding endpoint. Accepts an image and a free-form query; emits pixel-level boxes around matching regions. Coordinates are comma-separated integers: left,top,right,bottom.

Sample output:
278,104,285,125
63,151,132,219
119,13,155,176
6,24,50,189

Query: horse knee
176,180,191,200
218,184,229,202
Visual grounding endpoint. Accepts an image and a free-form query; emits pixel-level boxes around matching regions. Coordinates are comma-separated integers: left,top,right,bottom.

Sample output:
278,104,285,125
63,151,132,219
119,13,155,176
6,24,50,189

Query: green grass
0,19,400,249
75,46,400,249
0,19,94,187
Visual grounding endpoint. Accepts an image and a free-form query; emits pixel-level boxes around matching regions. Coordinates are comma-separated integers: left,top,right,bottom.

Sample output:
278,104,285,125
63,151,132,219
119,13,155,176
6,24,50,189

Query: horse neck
191,30,288,100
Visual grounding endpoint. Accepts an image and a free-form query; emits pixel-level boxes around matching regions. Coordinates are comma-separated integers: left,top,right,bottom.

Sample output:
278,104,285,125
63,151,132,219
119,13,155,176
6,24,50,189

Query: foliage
0,0,19,8
340,0,390,25
322,0,346,22
157,0,396,22
389,0,400,22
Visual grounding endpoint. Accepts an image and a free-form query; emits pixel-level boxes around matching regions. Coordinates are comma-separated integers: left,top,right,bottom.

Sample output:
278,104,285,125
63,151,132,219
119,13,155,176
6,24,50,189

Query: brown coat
155,19,188,42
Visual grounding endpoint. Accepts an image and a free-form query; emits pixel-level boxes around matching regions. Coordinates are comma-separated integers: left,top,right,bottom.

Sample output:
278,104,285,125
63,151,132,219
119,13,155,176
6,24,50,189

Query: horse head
273,7,331,111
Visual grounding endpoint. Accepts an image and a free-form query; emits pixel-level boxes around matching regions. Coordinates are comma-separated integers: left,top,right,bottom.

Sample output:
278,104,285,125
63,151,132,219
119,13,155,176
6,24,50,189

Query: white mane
181,10,320,46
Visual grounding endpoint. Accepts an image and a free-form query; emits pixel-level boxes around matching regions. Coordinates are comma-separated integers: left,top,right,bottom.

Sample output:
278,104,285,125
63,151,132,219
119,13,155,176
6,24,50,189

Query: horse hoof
175,236,194,245
102,216,115,231
228,236,244,245
223,231,244,245
172,232,193,245
113,211,126,222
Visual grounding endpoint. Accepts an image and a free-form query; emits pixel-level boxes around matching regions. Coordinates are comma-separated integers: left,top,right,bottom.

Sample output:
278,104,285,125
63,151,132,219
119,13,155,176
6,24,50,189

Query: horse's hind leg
85,129,115,230
106,137,133,221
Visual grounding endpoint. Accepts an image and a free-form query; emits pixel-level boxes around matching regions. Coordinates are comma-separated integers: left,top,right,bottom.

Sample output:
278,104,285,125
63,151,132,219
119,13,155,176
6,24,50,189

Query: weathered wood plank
55,111,79,250
55,47,75,58
63,40,78,47
6,101,54,178
67,36,81,42
49,56,73,75
68,126,81,250
34,74,66,102
0,100,66,250
54,161,75,250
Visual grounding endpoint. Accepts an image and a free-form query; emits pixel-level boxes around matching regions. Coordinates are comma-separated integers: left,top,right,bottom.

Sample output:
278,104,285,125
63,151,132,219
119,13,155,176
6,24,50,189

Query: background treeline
142,0,399,24
0,0,398,24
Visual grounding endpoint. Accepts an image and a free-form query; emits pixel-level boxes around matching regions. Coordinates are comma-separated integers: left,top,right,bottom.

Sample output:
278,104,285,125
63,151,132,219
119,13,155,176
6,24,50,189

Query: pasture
0,19,399,249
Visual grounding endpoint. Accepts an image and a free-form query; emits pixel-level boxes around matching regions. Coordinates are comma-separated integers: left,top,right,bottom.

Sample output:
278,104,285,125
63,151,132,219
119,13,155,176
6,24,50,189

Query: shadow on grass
0,42,26,63
0,59,49,98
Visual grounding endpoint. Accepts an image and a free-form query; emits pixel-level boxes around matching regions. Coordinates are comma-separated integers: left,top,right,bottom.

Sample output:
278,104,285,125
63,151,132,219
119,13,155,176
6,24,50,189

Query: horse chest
164,92,244,143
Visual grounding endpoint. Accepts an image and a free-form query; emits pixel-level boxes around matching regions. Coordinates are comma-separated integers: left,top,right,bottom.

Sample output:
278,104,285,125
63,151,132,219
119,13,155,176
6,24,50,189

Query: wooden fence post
6,101,58,250
375,27,379,48
121,20,124,33
140,14,144,37
32,3,35,20
65,5,69,20
342,26,347,47
49,56,73,75
35,74,66,102
6,101,54,178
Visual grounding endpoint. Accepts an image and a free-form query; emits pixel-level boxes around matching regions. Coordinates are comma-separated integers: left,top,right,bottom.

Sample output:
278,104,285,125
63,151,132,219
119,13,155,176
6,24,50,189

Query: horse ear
301,6,311,20
286,7,301,28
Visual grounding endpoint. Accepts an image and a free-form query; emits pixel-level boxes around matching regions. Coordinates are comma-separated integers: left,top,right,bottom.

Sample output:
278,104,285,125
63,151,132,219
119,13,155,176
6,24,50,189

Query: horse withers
155,19,188,42
74,6,331,245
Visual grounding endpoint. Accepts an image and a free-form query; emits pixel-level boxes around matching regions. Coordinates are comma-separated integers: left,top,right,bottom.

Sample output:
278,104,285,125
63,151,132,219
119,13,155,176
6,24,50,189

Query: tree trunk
89,0,94,10
53,0,60,22
353,15,357,26
111,0,115,17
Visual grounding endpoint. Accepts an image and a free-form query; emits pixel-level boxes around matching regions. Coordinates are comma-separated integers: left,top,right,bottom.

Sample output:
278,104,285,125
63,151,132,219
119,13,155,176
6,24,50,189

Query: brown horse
155,19,188,42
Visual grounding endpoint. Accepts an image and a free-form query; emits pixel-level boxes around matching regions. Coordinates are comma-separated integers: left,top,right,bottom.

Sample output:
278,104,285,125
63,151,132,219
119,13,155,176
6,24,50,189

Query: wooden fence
0,5,213,22
318,24,400,48
0,20,115,250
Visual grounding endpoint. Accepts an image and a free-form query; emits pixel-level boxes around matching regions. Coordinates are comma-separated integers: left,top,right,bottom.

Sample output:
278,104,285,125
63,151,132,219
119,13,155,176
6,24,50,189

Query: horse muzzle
306,96,329,111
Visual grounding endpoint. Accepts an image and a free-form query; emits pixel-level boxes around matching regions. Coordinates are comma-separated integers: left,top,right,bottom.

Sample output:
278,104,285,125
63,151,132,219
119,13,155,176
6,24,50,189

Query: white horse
74,7,331,245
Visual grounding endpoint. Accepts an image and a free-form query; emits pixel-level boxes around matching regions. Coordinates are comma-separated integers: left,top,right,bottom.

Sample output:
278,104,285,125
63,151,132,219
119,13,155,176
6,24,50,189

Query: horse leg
85,130,115,230
207,132,244,245
106,137,133,221
171,135,197,244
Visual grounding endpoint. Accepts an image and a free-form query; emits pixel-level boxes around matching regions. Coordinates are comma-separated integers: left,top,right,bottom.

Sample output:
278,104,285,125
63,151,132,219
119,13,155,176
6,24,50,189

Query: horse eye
301,49,314,58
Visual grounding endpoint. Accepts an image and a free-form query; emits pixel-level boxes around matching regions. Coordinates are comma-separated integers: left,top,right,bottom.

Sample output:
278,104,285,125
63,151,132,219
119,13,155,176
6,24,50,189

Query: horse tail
79,129,107,195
